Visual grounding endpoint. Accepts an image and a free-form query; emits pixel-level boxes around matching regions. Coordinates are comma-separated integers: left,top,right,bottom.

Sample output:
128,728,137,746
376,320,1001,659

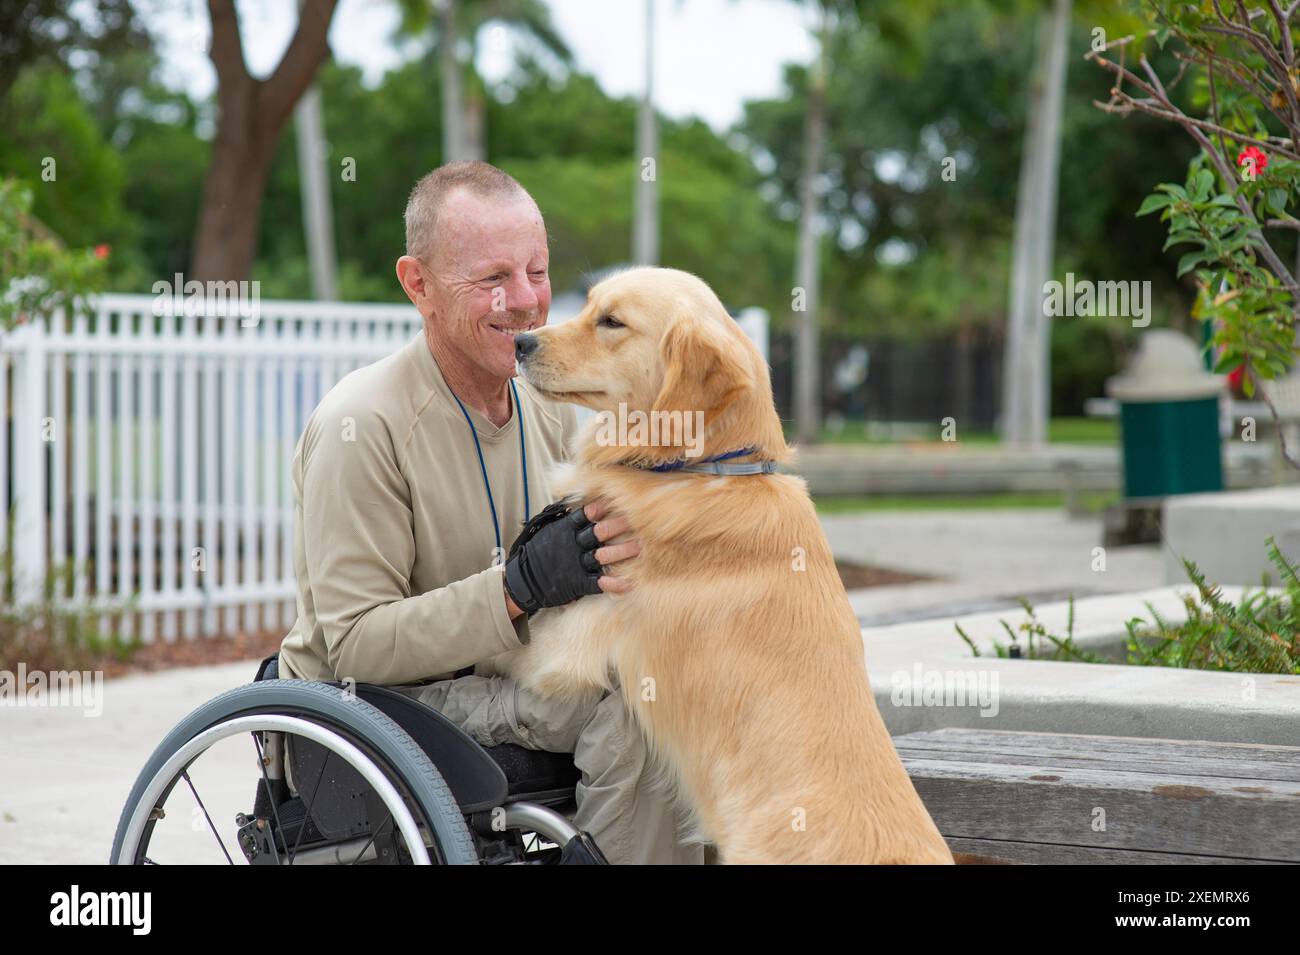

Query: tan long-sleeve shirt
278,331,578,685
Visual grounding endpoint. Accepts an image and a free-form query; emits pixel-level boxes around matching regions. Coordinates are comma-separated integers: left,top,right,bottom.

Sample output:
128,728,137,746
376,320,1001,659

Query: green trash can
1106,330,1225,499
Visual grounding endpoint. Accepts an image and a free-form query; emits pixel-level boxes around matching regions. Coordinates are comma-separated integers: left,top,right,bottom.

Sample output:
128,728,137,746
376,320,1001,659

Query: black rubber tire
110,679,478,865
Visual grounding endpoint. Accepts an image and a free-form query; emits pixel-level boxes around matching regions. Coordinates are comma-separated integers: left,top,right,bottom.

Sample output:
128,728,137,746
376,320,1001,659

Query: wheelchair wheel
110,680,477,865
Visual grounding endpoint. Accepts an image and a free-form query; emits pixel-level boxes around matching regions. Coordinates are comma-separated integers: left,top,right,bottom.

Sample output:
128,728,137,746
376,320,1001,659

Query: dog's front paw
511,643,610,701
479,649,521,680
508,601,614,700
524,665,606,700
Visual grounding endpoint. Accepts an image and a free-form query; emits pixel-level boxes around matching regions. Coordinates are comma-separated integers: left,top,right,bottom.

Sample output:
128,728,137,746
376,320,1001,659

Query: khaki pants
393,675,704,865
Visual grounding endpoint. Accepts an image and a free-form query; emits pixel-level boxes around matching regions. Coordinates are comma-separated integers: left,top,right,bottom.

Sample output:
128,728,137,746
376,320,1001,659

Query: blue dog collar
642,446,777,476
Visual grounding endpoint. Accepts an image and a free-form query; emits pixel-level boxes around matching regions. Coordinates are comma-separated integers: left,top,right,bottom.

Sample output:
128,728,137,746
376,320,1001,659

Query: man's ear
650,318,753,427
395,255,429,308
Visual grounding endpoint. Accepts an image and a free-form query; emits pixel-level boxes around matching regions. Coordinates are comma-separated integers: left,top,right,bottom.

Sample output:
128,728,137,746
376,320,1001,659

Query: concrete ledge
1164,486,1300,585
874,658,1300,746
862,587,1300,746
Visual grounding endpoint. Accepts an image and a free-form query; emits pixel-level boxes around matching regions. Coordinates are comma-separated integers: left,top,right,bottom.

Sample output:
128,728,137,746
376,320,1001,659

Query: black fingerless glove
503,501,604,615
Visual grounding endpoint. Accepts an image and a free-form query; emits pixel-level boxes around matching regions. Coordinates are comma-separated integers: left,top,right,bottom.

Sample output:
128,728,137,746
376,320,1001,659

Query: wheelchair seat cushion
486,743,581,797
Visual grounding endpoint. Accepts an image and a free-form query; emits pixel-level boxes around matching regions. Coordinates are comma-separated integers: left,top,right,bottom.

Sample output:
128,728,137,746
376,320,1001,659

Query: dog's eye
597,314,624,329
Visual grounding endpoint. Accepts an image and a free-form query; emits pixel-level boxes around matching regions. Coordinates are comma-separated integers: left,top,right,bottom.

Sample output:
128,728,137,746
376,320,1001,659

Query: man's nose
499,271,540,313
515,333,539,361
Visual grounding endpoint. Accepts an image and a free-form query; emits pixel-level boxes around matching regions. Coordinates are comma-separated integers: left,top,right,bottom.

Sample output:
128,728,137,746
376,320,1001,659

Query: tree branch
1249,365,1300,470
1266,0,1295,66
261,0,339,132
1088,50,1300,160
1140,51,1296,289
207,0,250,91
1207,55,1230,165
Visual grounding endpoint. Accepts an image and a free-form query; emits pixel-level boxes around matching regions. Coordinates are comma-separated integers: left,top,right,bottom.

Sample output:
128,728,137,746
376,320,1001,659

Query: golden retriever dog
507,267,953,865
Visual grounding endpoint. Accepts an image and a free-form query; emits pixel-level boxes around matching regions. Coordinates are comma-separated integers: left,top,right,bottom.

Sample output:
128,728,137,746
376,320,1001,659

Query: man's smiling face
422,188,551,381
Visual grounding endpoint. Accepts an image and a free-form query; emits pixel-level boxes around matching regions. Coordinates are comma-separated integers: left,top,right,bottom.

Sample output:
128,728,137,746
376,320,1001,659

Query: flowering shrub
0,178,106,331
1089,2,1300,467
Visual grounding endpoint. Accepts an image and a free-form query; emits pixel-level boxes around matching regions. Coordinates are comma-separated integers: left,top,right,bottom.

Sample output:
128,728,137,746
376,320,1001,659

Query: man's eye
597,314,623,329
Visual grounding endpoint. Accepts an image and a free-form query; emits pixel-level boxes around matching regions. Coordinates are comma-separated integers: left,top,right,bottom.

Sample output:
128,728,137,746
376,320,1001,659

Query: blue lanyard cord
450,378,530,557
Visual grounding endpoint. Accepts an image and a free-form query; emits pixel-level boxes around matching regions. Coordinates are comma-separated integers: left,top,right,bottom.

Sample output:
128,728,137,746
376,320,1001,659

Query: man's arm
300,406,523,685
504,582,524,620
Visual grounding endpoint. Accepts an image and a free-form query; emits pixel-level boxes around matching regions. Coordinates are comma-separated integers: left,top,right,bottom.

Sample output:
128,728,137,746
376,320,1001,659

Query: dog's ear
650,318,753,427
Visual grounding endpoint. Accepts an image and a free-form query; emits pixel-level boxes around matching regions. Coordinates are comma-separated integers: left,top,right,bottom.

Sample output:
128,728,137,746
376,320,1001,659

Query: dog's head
515,267,788,467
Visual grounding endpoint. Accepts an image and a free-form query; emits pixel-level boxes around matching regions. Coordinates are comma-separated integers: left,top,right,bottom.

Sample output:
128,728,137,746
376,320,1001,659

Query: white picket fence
1,294,422,642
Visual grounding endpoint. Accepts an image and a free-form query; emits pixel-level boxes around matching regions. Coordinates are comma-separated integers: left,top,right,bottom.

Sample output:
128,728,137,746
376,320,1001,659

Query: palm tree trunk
463,86,486,160
793,6,828,445
439,0,467,162
294,75,338,297
1001,0,1071,446
633,0,659,265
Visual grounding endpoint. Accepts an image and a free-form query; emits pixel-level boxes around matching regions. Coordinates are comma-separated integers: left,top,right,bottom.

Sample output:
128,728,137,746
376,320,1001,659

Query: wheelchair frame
110,659,607,866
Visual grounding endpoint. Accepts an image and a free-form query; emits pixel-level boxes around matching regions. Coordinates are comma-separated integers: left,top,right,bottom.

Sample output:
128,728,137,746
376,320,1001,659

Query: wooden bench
895,728,1300,864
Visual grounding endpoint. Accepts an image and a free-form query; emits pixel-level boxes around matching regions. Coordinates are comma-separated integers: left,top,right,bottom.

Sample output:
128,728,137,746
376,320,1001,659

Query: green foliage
1128,1,1300,400
956,596,1104,663
1125,539,1299,674
0,67,131,251
250,59,793,312
0,0,149,107
741,3,1197,356
0,178,106,330
1050,318,1125,416
490,68,634,164
1139,159,1295,397
117,97,209,282
955,539,1300,674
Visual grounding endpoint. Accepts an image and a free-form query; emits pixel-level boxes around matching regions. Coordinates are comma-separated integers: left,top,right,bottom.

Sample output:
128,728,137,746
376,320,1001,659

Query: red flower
1237,146,1269,173
93,244,110,259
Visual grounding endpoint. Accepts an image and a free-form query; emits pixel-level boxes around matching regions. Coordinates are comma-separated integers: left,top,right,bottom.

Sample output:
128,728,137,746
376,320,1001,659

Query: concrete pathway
823,508,1165,625
0,662,253,864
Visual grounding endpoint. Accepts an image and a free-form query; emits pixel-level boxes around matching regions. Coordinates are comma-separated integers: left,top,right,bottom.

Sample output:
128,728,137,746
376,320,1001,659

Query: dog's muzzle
515,332,539,362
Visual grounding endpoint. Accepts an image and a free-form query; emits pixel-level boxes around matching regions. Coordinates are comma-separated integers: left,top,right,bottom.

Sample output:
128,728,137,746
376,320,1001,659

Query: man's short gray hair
404,161,530,262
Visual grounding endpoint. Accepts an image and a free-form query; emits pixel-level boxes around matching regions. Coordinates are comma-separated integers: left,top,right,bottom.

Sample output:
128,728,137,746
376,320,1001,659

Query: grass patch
796,416,1119,446
815,491,1118,514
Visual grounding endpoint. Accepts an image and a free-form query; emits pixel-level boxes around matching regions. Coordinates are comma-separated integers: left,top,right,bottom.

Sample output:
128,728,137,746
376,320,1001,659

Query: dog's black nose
515,332,539,361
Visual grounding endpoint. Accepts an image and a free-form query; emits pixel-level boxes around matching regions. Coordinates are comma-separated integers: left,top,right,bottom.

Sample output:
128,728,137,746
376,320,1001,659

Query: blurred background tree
0,0,1209,425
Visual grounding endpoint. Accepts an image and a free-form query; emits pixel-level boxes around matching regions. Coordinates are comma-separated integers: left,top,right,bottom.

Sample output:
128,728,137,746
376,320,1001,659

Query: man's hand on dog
503,497,639,619
583,497,640,595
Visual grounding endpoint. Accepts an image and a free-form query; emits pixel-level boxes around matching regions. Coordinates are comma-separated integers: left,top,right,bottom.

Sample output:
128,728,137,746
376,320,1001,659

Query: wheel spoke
117,706,450,866
251,733,287,865
181,770,235,865
347,813,393,865
288,745,331,865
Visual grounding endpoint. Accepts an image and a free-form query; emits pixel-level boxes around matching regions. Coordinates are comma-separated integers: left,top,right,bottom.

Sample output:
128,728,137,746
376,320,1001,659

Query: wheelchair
110,654,608,865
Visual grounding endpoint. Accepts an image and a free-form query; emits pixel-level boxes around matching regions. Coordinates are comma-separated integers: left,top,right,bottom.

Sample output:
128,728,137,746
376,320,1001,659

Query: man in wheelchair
271,161,701,865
